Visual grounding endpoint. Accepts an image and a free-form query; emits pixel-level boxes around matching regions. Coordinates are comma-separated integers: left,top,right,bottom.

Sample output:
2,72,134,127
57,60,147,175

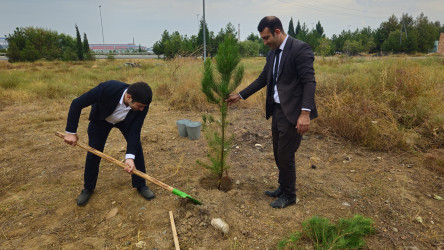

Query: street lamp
99,5,105,44
202,0,206,61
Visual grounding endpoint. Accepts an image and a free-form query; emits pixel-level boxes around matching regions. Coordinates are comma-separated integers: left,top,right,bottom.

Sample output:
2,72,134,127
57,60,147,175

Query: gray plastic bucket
176,119,191,137
186,121,202,140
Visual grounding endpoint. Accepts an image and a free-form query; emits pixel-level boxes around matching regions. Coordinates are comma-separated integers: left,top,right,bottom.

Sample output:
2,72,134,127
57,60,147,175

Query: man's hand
124,158,135,174
296,111,311,135
64,133,79,146
225,93,241,106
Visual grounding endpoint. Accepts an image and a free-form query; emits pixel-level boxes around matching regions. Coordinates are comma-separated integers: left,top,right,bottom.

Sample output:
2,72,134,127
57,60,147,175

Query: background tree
6,27,68,62
197,18,210,56
316,37,333,57
295,22,309,41
83,33,93,60
315,21,325,37
295,20,302,37
75,24,84,61
164,31,183,59
343,40,362,55
415,12,439,52
21,40,40,62
152,30,170,57
59,33,77,61
288,17,296,38
239,40,260,57
199,35,245,189
374,14,400,53
246,32,268,56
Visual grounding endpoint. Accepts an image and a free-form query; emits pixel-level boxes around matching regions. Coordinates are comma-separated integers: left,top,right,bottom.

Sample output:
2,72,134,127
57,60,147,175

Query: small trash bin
186,121,202,140
176,119,191,137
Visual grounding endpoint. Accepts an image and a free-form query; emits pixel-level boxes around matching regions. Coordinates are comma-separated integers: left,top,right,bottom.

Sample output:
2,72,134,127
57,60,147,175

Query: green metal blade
172,188,202,205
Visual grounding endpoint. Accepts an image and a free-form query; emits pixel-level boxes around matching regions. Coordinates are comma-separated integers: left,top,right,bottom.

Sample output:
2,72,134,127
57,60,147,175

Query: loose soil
0,100,443,249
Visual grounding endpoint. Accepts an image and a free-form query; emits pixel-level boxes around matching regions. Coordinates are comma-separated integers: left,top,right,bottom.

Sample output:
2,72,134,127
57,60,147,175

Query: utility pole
203,0,206,61
238,23,240,41
99,5,105,44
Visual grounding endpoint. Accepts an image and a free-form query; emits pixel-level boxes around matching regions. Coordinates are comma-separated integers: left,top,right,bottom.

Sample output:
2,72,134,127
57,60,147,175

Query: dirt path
0,100,443,249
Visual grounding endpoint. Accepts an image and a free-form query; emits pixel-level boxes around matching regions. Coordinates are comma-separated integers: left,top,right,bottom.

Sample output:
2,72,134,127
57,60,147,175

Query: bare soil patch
0,100,443,249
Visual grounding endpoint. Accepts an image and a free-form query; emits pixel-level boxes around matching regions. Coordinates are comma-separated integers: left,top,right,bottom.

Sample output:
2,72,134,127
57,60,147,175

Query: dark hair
127,82,152,105
257,16,284,35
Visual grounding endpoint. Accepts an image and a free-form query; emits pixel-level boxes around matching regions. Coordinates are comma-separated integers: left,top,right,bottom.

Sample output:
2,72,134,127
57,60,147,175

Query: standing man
64,80,155,206
226,16,318,208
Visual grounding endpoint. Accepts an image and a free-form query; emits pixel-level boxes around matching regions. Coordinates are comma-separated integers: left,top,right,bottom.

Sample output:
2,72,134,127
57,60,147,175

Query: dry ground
0,99,443,249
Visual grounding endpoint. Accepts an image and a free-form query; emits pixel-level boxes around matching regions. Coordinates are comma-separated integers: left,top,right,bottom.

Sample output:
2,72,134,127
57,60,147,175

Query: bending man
64,80,155,206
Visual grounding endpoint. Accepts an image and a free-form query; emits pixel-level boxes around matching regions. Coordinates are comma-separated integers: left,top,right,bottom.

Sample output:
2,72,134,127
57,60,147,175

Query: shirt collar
120,89,128,106
279,35,289,51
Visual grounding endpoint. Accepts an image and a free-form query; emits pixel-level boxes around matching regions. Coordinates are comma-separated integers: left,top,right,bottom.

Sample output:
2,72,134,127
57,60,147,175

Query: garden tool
55,131,202,205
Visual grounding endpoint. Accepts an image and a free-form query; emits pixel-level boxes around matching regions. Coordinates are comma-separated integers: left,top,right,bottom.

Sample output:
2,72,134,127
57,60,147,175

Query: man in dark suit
226,16,318,208
64,80,155,206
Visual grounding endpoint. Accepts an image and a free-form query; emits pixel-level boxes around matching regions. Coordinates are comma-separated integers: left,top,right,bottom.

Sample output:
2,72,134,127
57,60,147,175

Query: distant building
0,37,8,49
438,33,444,55
89,43,147,53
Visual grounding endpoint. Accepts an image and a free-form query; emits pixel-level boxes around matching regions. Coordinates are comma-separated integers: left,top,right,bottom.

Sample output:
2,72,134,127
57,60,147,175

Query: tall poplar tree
295,20,302,36
288,17,296,38
75,24,84,61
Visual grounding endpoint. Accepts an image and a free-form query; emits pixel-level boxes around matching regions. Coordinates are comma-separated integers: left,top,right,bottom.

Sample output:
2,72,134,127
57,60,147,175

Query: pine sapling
199,35,244,189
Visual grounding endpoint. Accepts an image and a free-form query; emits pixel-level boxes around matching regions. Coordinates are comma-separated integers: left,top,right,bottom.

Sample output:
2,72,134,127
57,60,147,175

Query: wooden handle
169,211,180,250
55,131,174,192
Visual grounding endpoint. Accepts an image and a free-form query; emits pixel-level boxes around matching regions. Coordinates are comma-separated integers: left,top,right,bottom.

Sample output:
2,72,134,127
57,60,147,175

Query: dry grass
1,56,443,153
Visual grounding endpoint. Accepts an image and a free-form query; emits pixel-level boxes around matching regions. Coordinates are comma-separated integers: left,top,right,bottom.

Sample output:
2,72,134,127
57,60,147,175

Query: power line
278,0,388,19
305,0,391,16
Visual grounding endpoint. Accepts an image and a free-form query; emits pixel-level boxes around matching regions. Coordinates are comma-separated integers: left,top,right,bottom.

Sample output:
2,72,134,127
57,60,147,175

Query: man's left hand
296,111,311,135
124,158,135,174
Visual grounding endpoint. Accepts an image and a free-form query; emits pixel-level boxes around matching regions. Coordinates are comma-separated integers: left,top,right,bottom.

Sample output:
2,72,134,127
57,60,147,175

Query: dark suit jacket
239,36,318,125
65,80,149,155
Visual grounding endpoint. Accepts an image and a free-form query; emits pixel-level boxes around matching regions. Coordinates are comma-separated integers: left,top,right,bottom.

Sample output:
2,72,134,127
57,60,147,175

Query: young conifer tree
200,35,244,189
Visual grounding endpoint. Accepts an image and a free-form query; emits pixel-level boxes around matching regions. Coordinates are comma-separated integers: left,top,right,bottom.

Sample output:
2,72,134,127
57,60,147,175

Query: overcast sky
1,0,443,48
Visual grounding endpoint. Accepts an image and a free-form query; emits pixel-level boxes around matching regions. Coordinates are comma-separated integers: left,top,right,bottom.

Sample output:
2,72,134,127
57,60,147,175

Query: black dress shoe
77,189,93,206
270,194,296,208
137,186,155,200
265,187,283,197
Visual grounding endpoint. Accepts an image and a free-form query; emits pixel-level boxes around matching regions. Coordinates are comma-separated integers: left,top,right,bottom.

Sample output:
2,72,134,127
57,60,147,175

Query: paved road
0,55,162,61
94,54,161,59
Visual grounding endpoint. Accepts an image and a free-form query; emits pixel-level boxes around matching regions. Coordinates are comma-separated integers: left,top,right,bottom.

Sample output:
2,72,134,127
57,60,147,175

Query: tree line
153,12,443,58
5,25,93,63
4,12,443,62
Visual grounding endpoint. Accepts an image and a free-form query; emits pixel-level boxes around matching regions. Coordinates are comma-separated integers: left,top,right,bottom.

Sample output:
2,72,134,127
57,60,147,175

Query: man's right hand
64,133,78,146
225,93,241,106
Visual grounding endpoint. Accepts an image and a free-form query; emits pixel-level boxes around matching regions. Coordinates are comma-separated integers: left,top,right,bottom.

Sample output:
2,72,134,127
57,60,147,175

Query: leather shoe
270,194,296,208
265,187,283,197
77,189,93,206
137,186,155,200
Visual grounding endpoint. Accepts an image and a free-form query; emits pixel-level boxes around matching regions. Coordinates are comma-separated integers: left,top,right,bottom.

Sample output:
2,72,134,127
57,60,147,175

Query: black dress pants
83,120,146,190
271,104,302,198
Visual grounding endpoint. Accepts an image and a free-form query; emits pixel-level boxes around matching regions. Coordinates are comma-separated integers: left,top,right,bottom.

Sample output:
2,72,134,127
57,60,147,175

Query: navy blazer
239,36,318,125
65,80,149,155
